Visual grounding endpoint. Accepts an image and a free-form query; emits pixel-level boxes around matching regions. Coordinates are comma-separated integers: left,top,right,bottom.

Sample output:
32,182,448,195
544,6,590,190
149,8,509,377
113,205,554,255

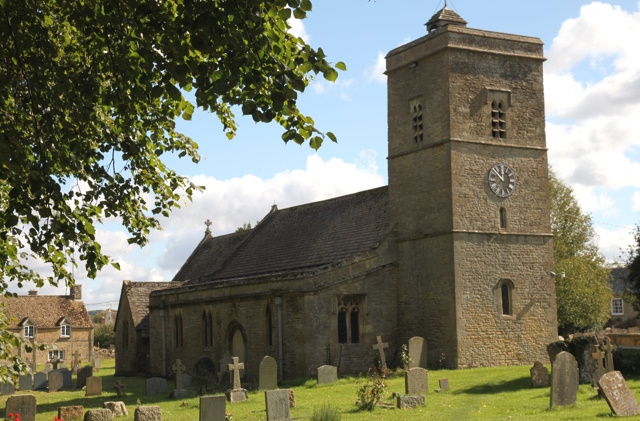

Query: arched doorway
226,321,247,378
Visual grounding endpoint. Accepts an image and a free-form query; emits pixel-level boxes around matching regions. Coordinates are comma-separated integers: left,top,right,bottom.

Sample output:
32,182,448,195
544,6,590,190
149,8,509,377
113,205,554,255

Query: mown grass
1,358,639,420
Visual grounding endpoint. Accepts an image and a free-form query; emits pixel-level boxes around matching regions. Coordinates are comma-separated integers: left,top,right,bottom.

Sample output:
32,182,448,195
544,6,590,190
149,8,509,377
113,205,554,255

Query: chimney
70,284,82,301
28,290,38,296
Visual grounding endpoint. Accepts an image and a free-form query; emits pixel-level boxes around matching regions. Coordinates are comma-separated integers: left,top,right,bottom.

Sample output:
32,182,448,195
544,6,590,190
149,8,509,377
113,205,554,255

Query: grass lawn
1,358,638,420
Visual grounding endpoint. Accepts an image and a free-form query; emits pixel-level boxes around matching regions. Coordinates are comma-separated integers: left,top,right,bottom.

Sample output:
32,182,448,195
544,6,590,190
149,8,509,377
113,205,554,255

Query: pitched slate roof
610,267,633,295
121,281,177,333
0,294,92,328
179,186,390,284
426,6,468,32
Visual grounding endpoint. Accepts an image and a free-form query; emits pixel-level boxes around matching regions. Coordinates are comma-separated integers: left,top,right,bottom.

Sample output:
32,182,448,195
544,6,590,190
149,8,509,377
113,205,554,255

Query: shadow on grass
454,375,530,395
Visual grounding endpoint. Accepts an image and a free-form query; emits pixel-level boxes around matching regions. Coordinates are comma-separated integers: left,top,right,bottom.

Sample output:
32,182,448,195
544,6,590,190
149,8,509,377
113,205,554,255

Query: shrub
355,367,388,411
93,323,115,348
310,403,341,421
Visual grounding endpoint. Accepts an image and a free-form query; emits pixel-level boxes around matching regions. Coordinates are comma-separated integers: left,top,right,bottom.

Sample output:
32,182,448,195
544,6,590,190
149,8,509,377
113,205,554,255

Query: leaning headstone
317,365,338,384
19,374,33,391
439,378,450,391
59,405,84,420
225,357,248,402
103,401,128,417
33,372,47,390
77,365,93,389
84,408,113,420
134,406,162,421
408,336,428,369
48,371,64,392
6,394,37,421
1,381,15,395
86,376,103,396
598,371,640,417
199,395,226,421
550,351,579,408
372,335,389,370
265,389,291,421
259,356,278,390
530,361,549,388
146,377,167,396
405,367,428,395
397,394,426,409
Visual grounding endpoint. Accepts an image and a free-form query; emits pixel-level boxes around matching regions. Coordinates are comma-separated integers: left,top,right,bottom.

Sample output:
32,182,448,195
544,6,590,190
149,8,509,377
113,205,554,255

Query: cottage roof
177,186,390,285
120,281,177,333
0,295,92,328
610,267,633,295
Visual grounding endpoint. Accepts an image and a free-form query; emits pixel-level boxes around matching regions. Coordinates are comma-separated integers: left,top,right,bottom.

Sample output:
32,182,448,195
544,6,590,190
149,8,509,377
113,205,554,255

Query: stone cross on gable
172,359,185,390
114,381,125,397
603,337,617,372
228,357,245,390
372,335,389,370
204,219,212,236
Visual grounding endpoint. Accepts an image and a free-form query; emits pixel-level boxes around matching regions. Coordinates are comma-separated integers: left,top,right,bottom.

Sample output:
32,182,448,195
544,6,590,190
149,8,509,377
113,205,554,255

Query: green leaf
335,61,347,71
300,0,312,12
326,132,337,143
323,68,338,82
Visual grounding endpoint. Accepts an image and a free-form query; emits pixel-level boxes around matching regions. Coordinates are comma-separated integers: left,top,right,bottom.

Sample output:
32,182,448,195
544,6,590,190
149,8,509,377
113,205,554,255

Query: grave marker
598,371,640,416
530,361,549,388
259,356,278,390
171,359,188,398
48,371,63,393
225,357,248,402
397,394,425,409
405,367,428,395
6,394,37,421
86,376,103,396
33,372,47,390
439,378,450,391
103,401,128,417
550,351,579,408
50,356,60,370
603,337,617,372
77,365,93,388
146,377,167,396
591,345,607,389
19,373,33,391
265,389,291,421
58,405,84,420
135,406,162,421
408,336,428,369
114,381,125,397
84,409,113,420
317,365,338,384
372,335,389,370
199,395,226,421
1,381,15,395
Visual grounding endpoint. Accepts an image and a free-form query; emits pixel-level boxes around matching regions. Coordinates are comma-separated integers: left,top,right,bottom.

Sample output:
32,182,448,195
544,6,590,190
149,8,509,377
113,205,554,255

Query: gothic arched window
350,307,360,344
499,207,507,229
500,280,513,316
338,307,348,344
266,305,273,347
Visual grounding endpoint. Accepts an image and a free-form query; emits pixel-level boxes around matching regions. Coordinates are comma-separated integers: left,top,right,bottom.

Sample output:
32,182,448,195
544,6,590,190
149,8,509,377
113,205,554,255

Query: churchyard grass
1,358,639,420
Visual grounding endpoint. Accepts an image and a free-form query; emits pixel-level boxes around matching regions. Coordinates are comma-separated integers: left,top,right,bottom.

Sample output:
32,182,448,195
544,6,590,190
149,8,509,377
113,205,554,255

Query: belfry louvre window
611,298,624,316
337,295,363,344
412,104,424,142
491,100,506,139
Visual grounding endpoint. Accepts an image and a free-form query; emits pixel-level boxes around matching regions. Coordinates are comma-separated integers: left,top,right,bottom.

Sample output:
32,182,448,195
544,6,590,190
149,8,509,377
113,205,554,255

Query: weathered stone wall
14,326,93,367
114,293,137,376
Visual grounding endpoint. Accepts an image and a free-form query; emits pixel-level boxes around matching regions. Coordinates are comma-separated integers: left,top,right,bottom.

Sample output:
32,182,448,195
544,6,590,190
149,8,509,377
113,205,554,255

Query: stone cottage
116,6,558,380
1,285,93,367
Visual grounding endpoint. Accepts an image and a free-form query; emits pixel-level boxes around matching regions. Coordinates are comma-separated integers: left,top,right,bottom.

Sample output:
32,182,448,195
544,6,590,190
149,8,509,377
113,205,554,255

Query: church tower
387,6,557,367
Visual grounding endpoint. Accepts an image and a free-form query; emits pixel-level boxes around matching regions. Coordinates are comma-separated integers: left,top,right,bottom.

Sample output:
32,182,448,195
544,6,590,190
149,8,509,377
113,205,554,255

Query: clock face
488,163,516,198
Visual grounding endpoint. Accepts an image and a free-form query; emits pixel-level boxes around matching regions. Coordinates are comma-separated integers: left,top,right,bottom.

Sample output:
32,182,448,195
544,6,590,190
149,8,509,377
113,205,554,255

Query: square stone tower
387,7,557,367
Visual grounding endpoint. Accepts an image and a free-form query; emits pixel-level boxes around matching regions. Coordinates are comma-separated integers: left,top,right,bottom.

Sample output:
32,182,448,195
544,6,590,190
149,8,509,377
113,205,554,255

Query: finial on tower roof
204,219,212,237
426,3,467,33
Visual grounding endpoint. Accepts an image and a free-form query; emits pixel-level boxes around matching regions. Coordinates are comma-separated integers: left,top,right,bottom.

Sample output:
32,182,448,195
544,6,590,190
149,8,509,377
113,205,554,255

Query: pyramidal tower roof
425,4,468,33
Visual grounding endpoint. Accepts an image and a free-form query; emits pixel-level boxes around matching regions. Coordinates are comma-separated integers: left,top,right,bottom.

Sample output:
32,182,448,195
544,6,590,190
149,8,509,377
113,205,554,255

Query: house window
24,325,34,338
48,350,65,361
337,296,364,344
612,298,624,316
175,314,184,348
61,324,71,338
500,280,513,316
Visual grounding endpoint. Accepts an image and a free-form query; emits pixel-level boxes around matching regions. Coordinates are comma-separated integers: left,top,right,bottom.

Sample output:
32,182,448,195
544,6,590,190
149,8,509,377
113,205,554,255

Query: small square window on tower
487,89,511,140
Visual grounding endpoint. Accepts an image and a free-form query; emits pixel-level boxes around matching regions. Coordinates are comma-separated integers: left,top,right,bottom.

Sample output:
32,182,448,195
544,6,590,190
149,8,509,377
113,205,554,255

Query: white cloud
309,77,354,99
364,52,386,84
595,224,636,263
288,18,310,42
633,191,640,211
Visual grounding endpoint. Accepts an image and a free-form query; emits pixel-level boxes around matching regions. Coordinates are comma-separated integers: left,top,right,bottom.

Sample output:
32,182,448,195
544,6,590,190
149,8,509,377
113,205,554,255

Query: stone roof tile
0,295,92,328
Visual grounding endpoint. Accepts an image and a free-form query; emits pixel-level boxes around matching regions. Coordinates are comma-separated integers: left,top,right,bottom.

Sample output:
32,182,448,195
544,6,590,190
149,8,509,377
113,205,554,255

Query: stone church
115,6,558,380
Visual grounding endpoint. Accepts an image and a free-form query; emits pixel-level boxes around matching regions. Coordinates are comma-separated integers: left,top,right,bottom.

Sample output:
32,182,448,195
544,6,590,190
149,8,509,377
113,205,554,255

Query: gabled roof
0,295,92,328
119,281,177,334
178,186,390,285
426,6,468,32
610,267,633,295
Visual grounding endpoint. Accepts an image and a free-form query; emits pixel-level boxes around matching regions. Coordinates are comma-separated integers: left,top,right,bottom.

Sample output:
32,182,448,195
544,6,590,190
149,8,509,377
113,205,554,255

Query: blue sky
18,1,640,309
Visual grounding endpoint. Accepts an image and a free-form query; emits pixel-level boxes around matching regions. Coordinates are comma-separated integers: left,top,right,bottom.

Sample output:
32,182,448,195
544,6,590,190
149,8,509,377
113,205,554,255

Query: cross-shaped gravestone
228,357,245,390
603,337,617,372
372,336,389,370
73,351,80,371
591,345,607,388
172,359,185,390
114,381,125,397
51,357,60,370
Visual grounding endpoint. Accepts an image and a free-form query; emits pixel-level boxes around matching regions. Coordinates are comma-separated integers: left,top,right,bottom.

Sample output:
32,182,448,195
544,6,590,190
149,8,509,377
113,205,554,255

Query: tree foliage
550,169,612,333
626,224,640,309
0,0,342,378
94,323,115,348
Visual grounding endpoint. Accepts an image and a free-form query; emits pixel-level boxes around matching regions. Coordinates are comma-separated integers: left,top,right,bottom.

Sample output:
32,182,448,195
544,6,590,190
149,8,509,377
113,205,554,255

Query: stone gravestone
200,395,226,421
397,394,426,409
218,354,233,385
1,381,15,395
114,381,125,397
134,406,162,421
146,377,167,396
439,378,450,391
171,359,188,398
225,357,248,402
77,365,93,388
591,345,607,390
60,363,68,370
84,408,113,420
408,336,428,369
52,368,73,389
317,365,338,385
33,372,47,391
93,357,101,371
48,371,64,392
550,351,579,408
530,361,549,388
19,374,33,391
265,389,291,421
59,406,84,420
603,337,617,372
598,371,640,417
103,401,128,417
372,335,389,370
72,350,80,374
51,356,60,369
259,356,278,390
405,367,428,395
86,376,103,396
6,394,37,421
